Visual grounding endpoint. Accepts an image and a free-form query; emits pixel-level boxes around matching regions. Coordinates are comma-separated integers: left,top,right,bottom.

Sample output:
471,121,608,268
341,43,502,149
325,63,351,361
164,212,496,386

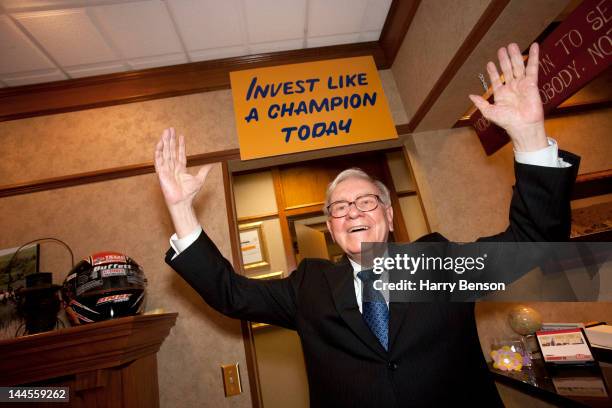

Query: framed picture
0,244,40,294
536,328,595,365
239,222,270,271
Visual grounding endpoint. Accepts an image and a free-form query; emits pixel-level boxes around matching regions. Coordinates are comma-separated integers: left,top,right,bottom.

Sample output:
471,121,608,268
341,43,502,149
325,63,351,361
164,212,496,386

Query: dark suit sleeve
446,150,581,300
477,150,580,242
165,230,302,330
413,151,580,300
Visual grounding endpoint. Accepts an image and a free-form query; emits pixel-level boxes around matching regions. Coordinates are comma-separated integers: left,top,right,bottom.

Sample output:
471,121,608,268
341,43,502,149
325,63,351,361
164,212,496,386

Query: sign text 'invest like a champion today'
230,56,398,160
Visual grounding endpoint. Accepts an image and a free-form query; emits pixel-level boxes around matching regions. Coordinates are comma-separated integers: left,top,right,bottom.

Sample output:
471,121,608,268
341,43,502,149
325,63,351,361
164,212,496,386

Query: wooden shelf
0,313,177,407
572,169,612,200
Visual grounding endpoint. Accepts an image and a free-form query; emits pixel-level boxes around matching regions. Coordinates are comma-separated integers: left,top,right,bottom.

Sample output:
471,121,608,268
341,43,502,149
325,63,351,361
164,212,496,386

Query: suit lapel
325,257,388,357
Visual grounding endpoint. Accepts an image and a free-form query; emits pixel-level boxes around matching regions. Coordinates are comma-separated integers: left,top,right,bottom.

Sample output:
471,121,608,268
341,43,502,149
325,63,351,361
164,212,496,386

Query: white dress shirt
170,138,571,313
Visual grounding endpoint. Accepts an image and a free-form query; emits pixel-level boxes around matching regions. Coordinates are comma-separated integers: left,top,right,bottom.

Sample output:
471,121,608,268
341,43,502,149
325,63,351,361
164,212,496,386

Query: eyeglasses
326,194,381,218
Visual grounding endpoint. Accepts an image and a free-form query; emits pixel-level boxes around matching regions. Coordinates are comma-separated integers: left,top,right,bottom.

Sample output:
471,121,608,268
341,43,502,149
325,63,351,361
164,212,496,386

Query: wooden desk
0,313,177,407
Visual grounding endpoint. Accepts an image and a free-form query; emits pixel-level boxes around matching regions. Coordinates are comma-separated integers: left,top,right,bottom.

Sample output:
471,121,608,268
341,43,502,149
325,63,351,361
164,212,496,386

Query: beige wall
403,109,612,362
0,94,250,408
0,90,239,185
392,0,491,120
415,0,569,131
233,171,278,217
252,327,310,408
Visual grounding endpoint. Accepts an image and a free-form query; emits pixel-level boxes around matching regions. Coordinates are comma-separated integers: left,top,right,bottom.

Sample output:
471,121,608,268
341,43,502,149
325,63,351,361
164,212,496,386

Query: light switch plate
221,363,242,397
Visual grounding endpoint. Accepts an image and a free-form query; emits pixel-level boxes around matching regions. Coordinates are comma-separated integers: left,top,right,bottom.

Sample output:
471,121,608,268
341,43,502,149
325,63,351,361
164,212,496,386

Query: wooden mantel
0,313,177,407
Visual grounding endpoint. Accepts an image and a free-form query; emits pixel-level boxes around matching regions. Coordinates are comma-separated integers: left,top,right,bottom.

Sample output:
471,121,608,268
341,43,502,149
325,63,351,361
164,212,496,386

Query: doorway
227,147,429,407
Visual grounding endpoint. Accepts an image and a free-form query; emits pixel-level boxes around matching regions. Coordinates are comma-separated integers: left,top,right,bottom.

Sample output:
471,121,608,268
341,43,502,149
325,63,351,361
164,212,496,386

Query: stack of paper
586,325,612,349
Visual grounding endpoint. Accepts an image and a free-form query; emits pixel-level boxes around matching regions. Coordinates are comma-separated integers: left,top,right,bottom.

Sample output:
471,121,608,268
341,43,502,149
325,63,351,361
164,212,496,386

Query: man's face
326,177,394,263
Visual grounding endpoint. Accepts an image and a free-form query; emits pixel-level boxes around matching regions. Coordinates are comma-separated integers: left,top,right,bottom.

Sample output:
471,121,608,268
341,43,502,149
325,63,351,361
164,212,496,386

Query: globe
508,305,542,336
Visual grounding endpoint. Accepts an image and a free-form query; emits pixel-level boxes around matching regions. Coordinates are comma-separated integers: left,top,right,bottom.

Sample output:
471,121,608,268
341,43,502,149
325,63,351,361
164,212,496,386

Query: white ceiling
0,0,393,88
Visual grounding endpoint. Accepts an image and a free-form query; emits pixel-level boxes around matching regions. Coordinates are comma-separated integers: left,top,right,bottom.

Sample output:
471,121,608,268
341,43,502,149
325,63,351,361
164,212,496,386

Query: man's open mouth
348,226,369,233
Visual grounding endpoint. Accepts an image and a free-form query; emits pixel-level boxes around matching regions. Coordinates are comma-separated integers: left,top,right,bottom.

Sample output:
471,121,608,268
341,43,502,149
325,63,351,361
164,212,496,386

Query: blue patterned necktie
357,269,389,351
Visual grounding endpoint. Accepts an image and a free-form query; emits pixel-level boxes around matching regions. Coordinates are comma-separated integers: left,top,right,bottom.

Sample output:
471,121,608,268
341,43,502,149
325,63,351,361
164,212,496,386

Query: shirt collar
348,257,362,279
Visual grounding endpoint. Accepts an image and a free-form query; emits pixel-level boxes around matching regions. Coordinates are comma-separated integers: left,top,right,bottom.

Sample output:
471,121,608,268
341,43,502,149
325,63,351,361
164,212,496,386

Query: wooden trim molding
0,149,240,198
395,123,412,135
222,161,264,408
572,169,612,200
547,100,612,118
396,190,417,198
405,0,509,132
285,202,325,211
401,146,432,234
285,203,326,218
237,211,279,224
381,158,410,242
379,0,421,64
272,168,298,272
0,42,386,123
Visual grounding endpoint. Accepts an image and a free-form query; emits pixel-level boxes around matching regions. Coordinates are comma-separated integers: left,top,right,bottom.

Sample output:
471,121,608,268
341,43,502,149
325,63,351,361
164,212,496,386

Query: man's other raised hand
469,43,548,152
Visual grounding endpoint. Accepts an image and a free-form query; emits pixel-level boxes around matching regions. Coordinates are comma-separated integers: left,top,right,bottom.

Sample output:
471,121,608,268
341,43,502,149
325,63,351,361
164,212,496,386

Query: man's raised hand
154,128,212,207
469,43,548,152
155,128,212,238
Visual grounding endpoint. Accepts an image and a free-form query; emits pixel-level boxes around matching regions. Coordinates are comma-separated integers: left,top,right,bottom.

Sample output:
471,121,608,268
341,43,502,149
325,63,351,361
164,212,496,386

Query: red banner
472,0,612,155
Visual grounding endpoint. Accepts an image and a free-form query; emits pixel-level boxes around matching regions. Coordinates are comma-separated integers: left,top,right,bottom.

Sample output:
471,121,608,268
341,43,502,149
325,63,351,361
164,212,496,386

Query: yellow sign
230,56,398,160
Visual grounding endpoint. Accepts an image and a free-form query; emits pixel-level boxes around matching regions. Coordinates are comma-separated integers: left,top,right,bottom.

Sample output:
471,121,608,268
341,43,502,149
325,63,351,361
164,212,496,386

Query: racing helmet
62,252,147,325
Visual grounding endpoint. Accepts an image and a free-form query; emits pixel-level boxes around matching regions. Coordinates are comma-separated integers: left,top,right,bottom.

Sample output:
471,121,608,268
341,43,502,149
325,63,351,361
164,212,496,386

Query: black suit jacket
166,151,579,407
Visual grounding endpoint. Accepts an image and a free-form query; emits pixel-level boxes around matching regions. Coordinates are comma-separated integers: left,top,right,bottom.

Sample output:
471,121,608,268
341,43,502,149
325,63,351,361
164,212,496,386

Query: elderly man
155,43,578,407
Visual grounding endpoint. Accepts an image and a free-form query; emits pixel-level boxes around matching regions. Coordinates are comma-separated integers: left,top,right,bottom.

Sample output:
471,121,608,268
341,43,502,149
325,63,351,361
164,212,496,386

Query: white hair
323,168,391,216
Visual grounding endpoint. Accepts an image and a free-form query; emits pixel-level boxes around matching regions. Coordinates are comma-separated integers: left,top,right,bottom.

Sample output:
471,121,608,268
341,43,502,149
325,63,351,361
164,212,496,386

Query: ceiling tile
250,39,304,54
244,0,305,43
14,9,118,66
65,61,129,78
0,1,133,12
362,0,392,32
1,68,67,86
127,52,187,69
0,15,55,74
167,0,244,51
307,33,360,48
308,0,367,37
189,45,248,62
90,0,183,59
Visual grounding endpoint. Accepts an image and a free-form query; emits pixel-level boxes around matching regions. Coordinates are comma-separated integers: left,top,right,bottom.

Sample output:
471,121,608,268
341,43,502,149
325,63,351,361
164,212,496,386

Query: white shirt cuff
169,226,202,259
513,137,571,168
